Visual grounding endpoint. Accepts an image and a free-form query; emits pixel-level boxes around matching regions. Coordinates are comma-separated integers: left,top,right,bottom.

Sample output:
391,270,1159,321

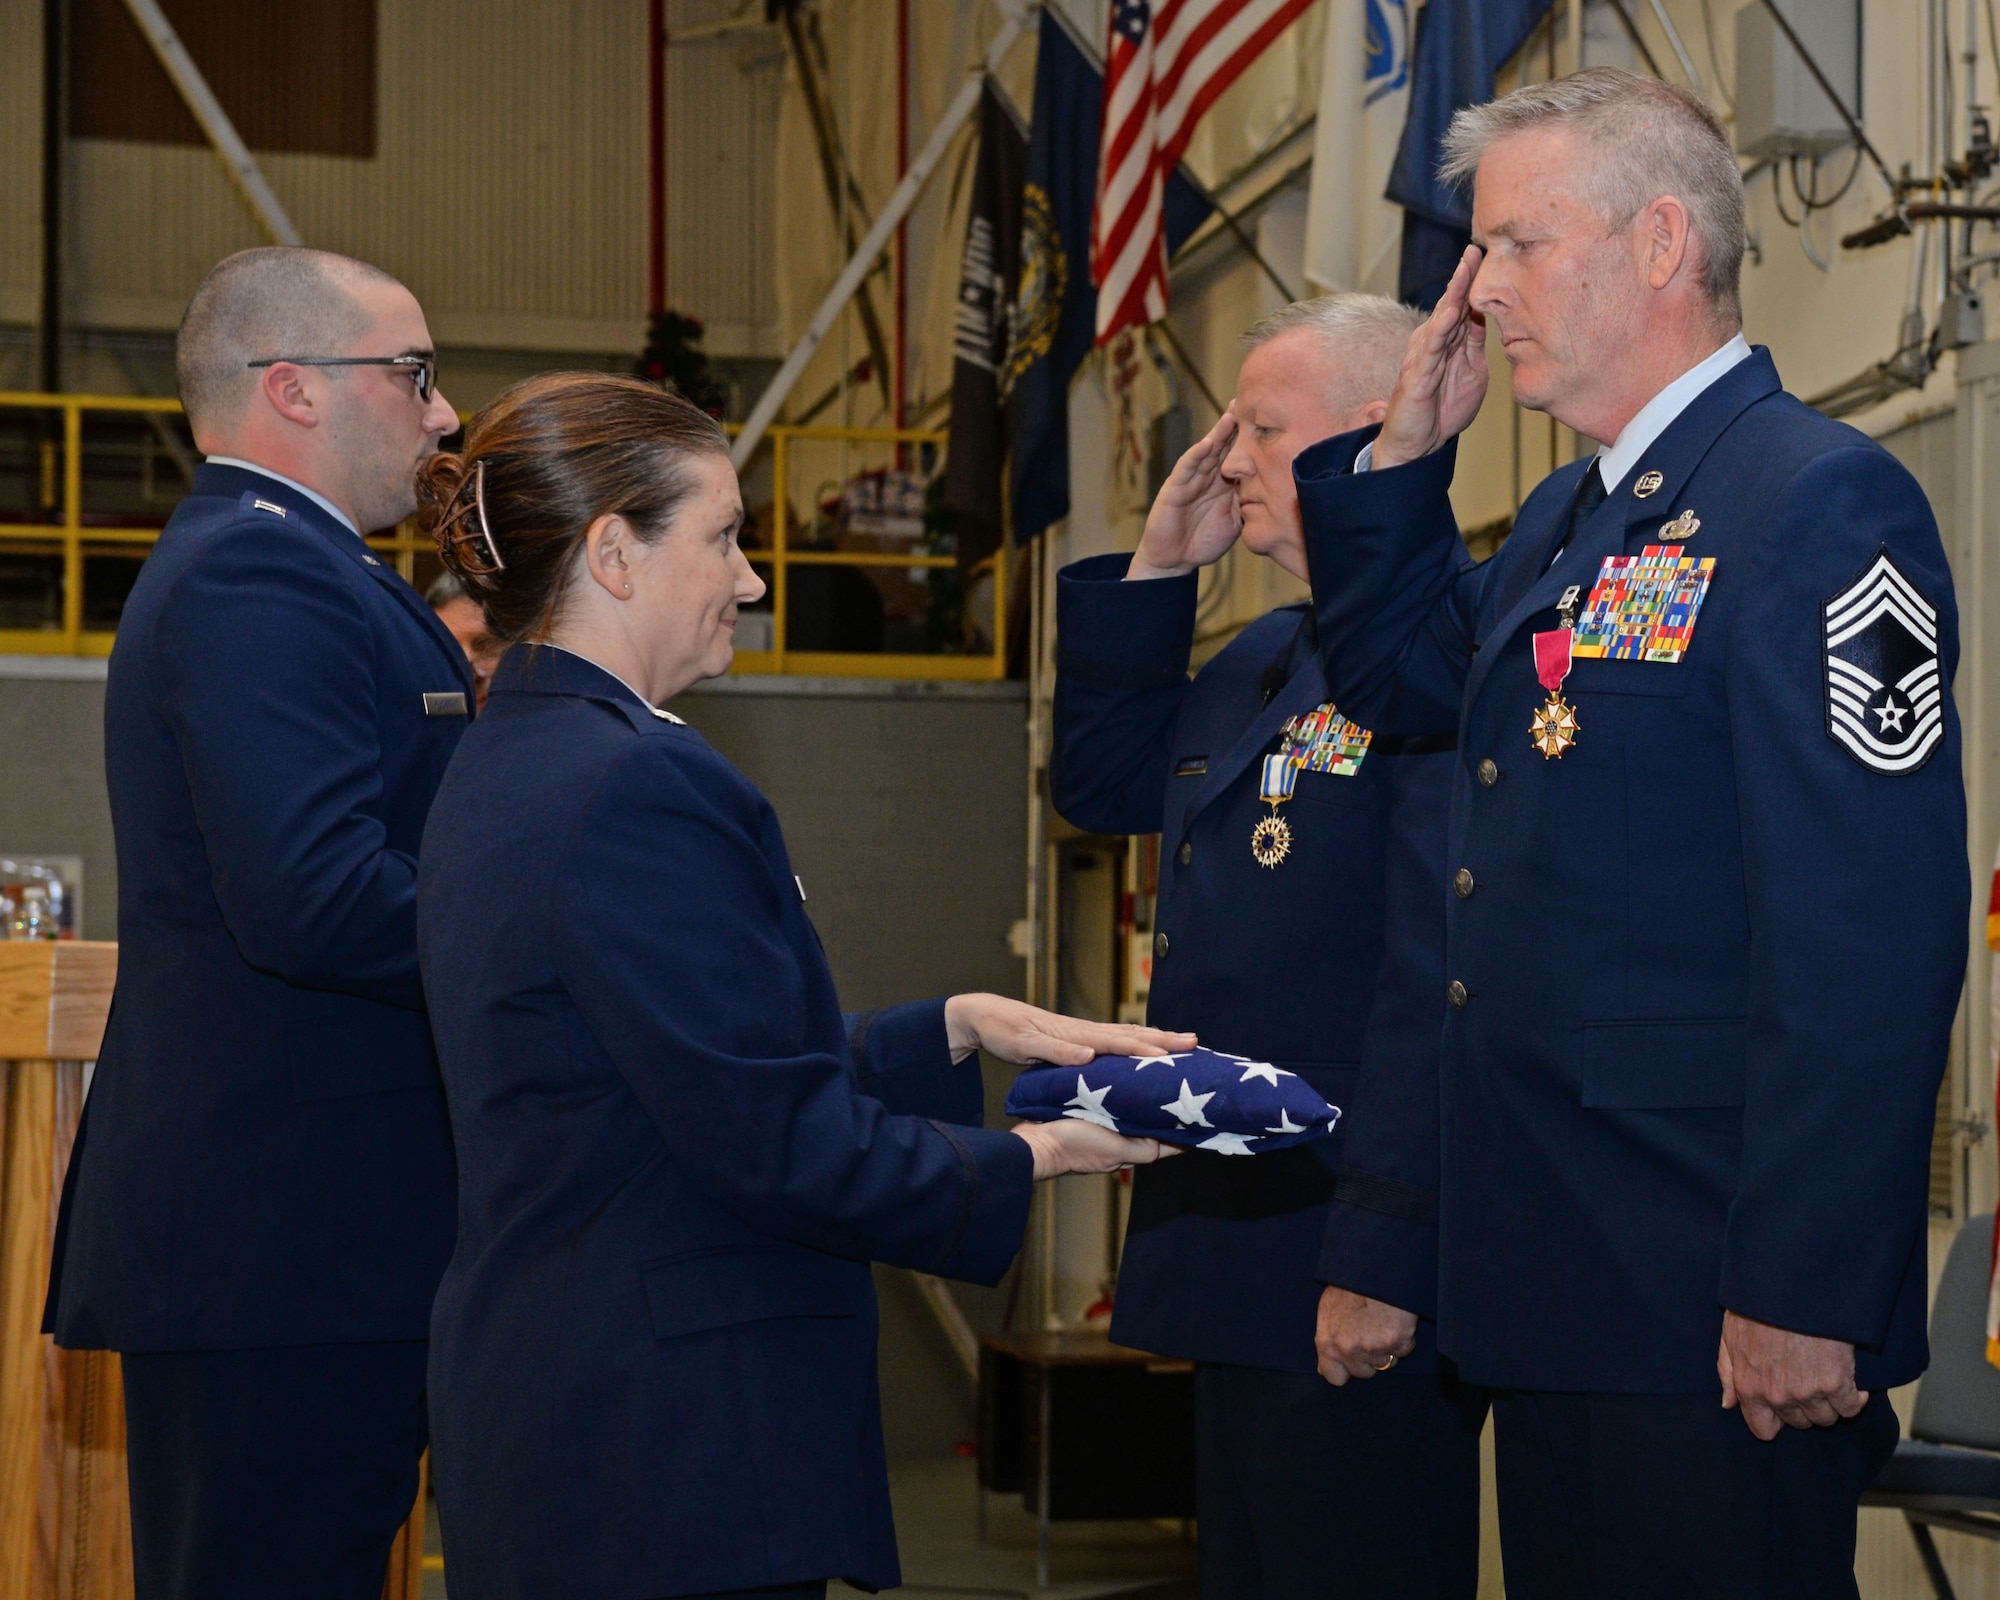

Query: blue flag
1005,1046,1340,1155
1385,0,1554,306
1003,8,1211,545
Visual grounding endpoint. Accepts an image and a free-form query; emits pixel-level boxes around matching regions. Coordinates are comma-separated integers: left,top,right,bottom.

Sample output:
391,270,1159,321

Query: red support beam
894,0,909,431
648,0,668,317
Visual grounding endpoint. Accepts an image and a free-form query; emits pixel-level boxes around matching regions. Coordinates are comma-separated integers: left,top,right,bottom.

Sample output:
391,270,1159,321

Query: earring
622,582,632,594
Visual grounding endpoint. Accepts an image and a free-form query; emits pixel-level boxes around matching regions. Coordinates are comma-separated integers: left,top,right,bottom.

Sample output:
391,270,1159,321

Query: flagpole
731,2,1036,470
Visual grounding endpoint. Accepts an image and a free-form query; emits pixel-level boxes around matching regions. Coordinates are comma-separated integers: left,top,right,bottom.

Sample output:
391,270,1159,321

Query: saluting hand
1718,1310,1867,1440
943,992,1196,1067
1126,412,1243,580
1315,1286,1419,1386
1372,245,1491,471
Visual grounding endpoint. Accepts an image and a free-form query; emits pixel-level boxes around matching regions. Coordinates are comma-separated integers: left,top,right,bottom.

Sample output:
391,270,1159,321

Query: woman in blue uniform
414,374,1182,1600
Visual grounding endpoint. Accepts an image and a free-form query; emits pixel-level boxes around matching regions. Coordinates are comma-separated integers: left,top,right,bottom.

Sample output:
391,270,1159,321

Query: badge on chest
1526,537,1716,759
1250,703,1372,866
1573,541,1716,663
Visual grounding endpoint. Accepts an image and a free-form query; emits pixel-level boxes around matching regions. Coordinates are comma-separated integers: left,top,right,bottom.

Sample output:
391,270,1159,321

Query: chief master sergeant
1295,70,1968,1598
1053,293,1486,1599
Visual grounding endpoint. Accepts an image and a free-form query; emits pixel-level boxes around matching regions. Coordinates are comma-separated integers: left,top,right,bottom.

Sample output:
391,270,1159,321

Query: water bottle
9,885,57,941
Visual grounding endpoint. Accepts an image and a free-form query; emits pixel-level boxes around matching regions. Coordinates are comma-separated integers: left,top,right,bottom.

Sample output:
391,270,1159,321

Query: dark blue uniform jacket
1052,553,1453,1373
416,647,1034,1600
47,462,470,1350
1295,349,1968,1394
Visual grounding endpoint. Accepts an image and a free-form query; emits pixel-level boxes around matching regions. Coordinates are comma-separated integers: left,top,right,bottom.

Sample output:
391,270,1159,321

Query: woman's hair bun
418,451,503,593
415,450,470,529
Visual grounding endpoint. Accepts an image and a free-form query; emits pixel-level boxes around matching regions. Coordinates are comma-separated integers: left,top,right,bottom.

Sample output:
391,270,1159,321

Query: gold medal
1250,814,1292,867
1529,693,1579,758
1531,617,1580,760
1252,753,1297,867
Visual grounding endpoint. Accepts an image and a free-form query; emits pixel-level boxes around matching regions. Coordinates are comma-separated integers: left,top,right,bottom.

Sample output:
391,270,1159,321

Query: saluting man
45,249,468,1600
1053,295,1487,1599
1295,70,1968,1598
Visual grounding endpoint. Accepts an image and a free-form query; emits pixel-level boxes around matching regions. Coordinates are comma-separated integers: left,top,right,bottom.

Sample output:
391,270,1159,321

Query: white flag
1302,0,1412,296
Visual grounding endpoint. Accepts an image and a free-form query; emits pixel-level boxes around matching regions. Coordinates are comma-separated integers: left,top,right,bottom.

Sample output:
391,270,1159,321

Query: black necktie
1544,463,1608,573
1260,610,1319,705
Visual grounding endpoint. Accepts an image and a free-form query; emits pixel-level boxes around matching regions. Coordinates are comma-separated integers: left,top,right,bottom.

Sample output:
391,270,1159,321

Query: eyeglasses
246,353,437,402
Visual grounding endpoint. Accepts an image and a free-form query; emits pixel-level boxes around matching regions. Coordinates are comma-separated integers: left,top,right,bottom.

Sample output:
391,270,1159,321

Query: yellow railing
0,395,1005,681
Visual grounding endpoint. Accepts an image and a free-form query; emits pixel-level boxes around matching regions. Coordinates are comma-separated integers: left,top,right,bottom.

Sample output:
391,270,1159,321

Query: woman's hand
1011,1118,1177,1179
943,993,1196,1066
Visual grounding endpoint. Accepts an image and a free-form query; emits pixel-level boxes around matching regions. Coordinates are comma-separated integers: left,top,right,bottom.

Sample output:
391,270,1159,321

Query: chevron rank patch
1823,547,1943,774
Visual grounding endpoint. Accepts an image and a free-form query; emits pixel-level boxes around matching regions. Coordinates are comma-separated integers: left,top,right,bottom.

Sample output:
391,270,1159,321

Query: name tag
1174,755,1208,777
423,692,468,717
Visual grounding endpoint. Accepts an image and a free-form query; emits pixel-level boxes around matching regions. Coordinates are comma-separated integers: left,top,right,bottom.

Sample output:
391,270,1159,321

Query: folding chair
1861,1213,2000,1598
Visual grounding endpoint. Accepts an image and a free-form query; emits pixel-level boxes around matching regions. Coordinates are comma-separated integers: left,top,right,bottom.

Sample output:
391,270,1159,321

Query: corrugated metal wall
0,0,43,328
2,0,653,354
666,0,783,358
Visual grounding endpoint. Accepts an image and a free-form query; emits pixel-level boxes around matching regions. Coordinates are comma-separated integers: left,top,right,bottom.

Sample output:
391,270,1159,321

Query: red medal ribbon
1533,628,1573,694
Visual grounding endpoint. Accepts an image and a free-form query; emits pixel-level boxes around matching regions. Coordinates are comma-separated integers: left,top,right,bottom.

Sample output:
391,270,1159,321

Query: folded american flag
1005,1047,1339,1154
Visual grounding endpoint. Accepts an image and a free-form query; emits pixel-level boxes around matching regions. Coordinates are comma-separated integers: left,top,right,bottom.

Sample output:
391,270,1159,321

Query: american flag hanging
1091,0,1315,344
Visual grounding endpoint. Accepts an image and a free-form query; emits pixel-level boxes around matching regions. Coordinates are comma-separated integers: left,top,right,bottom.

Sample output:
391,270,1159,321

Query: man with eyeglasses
45,247,469,1600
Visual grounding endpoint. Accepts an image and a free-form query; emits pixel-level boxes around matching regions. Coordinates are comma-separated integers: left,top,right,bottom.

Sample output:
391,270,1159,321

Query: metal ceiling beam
731,1,1034,469
118,0,303,246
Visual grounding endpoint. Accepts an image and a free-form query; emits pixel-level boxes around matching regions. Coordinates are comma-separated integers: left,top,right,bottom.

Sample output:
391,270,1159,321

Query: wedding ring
1372,1355,1399,1372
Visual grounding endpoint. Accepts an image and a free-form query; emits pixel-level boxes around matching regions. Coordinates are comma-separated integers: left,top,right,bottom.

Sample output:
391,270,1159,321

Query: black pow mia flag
1823,546,1944,774
943,83,1027,572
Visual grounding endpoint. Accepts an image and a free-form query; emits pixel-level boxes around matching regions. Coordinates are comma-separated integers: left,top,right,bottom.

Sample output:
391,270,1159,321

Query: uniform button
1155,932,1170,959
1446,979,1468,1009
1178,841,1192,867
1477,758,1500,787
1453,868,1475,899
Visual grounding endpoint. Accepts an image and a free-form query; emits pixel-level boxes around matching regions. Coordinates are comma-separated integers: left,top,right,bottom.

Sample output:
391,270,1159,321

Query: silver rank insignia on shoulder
1823,546,1943,774
1659,509,1700,540
361,553,381,566
1633,470,1664,498
251,498,287,517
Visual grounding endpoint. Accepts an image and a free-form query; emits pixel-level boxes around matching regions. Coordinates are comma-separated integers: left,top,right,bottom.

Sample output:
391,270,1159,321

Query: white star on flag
1161,1079,1216,1127
1063,1075,1119,1130
1263,1109,1306,1135
1237,1062,1294,1086
1198,1131,1258,1156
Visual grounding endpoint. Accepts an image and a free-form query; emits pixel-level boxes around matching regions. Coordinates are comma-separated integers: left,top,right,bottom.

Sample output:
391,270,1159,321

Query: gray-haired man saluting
1294,69,1966,1599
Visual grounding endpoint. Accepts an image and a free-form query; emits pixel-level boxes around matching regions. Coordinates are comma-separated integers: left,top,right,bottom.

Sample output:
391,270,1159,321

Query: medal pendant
1529,692,1579,759
1251,810,1293,868
1530,627,1580,760
1252,750,1297,866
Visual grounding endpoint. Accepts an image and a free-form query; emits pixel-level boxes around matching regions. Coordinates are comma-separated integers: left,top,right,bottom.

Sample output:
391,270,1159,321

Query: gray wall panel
0,676,114,939
676,688,1029,1009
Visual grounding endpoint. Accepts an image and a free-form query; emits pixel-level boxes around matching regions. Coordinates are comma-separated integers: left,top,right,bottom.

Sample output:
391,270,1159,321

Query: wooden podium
0,943,428,1600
